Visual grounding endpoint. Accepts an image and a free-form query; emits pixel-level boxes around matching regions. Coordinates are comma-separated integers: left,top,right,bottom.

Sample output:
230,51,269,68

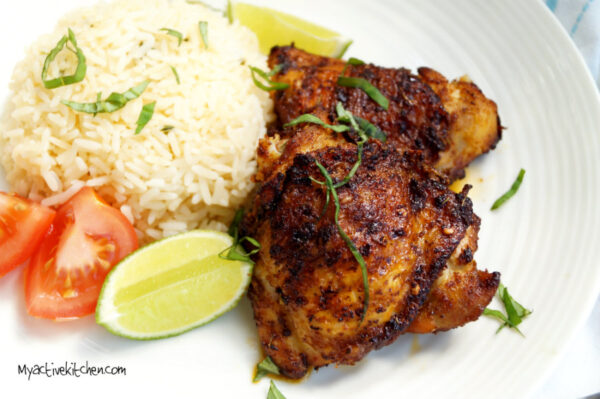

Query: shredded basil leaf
253,357,280,382
491,169,526,210
135,101,156,135
61,80,150,114
337,76,389,110
161,125,174,132
355,116,386,142
484,283,531,335
41,28,86,89
218,237,259,264
279,104,385,321
226,0,233,23
219,208,260,264
341,57,365,74
267,381,286,399
347,57,365,66
335,101,360,130
498,283,532,328
483,308,509,328
331,103,367,188
198,21,208,49
284,114,350,133
170,65,181,84
334,103,368,188
228,208,244,238
314,159,370,321
160,28,183,46
284,108,386,142
309,103,387,320
250,65,289,91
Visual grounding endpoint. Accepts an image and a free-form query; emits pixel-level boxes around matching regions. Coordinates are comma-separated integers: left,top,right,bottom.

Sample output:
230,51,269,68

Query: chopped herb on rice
0,0,274,243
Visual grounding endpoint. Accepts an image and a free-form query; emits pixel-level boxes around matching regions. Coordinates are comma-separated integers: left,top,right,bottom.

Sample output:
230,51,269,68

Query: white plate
1,0,599,398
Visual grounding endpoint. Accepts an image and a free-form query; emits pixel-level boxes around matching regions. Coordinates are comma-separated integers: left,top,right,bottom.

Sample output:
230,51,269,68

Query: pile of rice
0,0,273,242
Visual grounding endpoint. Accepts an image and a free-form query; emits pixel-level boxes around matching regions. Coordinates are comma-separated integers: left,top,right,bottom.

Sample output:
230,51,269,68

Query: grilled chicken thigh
242,136,479,378
268,45,501,181
241,46,501,378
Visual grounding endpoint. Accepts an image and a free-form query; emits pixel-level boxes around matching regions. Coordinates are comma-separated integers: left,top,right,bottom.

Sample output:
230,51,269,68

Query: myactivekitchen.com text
18,362,126,380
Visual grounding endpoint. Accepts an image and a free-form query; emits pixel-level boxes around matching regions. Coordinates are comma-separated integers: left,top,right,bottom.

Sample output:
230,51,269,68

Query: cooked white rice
0,0,273,242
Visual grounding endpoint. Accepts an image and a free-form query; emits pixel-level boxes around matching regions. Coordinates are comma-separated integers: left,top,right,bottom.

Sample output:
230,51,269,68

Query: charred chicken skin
241,45,501,378
268,45,502,181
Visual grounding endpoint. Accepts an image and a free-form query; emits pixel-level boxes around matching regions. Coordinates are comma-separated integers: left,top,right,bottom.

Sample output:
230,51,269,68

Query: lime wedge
95,230,252,340
228,1,352,57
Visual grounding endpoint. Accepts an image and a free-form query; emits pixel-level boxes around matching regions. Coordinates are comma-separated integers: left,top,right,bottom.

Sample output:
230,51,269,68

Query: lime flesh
96,230,252,340
229,1,352,57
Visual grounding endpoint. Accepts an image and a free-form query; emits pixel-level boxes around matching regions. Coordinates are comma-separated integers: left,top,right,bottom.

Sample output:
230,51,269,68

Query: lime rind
95,230,253,340
228,0,352,57
335,39,354,59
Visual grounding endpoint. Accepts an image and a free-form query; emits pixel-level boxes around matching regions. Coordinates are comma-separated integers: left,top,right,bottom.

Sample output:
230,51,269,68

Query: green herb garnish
227,208,244,237
274,104,385,321
355,116,386,142
285,109,386,142
341,57,365,74
170,65,181,84
337,76,389,110
267,381,286,399
484,283,532,335
287,103,383,230
219,208,261,264
253,357,280,382
161,125,174,132
313,160,370,322
347,57,365,66
250,64,289,92
135,101,156,135
226,0,233,23
491,169,526,210
284,114,350,133
198,21,208,49
61,80,150,114
160,28,183,46
41,28,86,89
310,103,371,320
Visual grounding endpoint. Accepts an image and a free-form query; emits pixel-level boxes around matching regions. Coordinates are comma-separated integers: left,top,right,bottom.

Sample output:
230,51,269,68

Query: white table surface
532,297,600,398
532,1,600,398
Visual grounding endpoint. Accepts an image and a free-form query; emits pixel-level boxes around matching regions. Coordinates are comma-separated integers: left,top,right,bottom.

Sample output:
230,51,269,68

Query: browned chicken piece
269,45,449,167
418,68,502,181
253,122,499,338
406,218,500,333
241,135,481,378
261,45,501,334
241,46,502,378
267,45,501,181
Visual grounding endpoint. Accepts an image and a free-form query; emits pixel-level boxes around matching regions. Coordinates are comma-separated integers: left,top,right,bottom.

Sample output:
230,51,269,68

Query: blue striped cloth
546,0,600,85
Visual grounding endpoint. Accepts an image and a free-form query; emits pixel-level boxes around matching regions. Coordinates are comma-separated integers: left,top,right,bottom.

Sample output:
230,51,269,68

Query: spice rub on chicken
241,45,501,379
241,138,479,378
267,45,502,181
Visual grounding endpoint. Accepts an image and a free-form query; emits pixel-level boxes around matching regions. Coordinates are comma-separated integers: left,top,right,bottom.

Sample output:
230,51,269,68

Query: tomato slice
0,192,55,277
25,187,138,319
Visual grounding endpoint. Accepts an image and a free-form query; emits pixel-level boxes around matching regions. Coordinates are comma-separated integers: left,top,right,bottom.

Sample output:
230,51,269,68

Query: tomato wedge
25,187,138,319
0,192,55,277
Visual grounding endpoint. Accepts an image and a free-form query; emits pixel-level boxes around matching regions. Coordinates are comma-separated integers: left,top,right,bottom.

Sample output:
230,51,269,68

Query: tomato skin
25,187,138,319
0,192,55,277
